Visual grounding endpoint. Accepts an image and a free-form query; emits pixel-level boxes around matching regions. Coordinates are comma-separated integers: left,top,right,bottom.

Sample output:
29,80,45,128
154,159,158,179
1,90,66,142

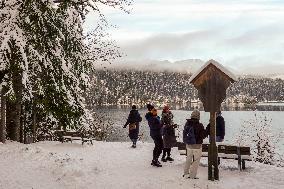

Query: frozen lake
102,109,284,152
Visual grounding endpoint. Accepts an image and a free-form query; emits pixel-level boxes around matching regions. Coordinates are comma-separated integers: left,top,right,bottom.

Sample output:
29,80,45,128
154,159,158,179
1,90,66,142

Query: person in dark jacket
183,109,207,179
146,107,163,167
216,111,225,142
123,105,142,148
161,105,176,162
145,104,154,119
206,111,225,142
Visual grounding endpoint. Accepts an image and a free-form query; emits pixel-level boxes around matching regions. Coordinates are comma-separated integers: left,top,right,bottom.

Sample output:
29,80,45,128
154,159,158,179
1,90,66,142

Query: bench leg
242,160,246,170
237,147,242,171
238,157,242,171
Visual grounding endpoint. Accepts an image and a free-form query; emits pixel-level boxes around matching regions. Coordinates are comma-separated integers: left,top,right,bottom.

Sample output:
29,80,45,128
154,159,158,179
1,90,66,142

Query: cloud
85,0,284,72
117,21,284,70
119,30,221,60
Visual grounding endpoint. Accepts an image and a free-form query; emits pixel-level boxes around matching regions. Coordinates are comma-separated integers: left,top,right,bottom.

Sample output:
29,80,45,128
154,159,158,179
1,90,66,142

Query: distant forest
86,69,284,108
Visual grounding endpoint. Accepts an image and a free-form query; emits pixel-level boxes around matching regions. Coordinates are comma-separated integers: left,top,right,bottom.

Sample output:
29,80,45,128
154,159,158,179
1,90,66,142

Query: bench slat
61,131,94,145
71,137,82,140
176,141,252,170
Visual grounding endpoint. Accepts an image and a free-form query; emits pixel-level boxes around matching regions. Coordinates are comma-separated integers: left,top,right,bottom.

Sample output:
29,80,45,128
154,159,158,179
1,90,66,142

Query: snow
257,102,284,106
270,74,284,80
189,59,238,83
1,141,283,189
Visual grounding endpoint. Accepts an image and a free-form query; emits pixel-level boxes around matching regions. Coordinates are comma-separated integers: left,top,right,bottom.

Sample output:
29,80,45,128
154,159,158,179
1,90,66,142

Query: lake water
102,109,284,152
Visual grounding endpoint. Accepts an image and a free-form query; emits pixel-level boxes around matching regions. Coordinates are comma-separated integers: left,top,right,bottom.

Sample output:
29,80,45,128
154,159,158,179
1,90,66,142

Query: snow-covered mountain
270,74,284,80
100,59,284,79
237,64,284,79
102,59,205,73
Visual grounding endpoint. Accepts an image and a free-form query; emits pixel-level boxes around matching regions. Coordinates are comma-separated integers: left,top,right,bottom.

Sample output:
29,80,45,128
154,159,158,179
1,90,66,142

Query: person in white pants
183,110,208,179
184,144,202,178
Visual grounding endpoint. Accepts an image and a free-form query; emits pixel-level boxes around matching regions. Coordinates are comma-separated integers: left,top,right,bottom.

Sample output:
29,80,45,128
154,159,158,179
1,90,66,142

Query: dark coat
216,115,225,139
206,115,225,139
184,119,207,144
124,109,142,139
145,111,152,122
146,113,162,137
161,111,176,148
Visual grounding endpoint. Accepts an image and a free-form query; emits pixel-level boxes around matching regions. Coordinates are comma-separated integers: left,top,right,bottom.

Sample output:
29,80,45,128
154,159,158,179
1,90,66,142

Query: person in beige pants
184,144,202,178
183,110,207,179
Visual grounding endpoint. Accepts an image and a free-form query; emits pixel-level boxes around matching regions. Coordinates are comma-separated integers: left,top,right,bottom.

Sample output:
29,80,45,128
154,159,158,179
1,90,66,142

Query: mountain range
102,59,284,79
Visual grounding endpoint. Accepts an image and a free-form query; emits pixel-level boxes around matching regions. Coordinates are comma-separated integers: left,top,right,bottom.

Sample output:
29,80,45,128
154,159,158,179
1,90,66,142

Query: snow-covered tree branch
0,0,132,143
235,113,284,166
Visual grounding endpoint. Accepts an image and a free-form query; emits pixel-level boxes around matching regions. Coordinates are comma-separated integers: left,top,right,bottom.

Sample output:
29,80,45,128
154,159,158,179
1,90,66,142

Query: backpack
183,124,196,144
129,123,136,130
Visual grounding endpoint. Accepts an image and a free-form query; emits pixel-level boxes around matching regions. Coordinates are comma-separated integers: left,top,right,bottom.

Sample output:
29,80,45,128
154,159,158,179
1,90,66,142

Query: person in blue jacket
145,106,163,167
123,105,142,148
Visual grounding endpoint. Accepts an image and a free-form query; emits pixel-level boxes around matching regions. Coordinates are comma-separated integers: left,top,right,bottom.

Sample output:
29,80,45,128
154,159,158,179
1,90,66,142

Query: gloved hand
123,125,127,128
172,124,178,128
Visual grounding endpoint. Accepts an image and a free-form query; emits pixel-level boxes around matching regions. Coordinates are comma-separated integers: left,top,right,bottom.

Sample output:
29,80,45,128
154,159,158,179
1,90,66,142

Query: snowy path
0,141,283,189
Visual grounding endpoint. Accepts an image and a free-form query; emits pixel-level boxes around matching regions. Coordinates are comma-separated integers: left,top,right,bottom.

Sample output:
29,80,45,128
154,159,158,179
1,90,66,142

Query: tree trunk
6,100,16,140
5,86,21,143
0,88,6,143
32,104,37,143
11,70,22,142
20,104,24,143
7,40,23,142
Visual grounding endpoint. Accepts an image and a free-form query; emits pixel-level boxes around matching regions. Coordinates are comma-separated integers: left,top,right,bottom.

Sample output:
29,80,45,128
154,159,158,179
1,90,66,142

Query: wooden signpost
189,59,237,181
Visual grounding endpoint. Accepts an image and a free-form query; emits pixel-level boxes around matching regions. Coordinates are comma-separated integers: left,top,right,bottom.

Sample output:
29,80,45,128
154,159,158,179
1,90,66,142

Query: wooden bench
54,130,94,145
176,142,252,170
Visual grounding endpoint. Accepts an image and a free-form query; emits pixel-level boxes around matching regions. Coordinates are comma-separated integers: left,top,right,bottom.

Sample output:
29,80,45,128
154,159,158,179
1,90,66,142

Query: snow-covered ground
0,141,283,189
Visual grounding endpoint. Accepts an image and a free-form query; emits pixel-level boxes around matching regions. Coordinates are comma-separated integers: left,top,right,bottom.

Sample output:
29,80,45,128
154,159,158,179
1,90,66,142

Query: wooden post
237,147,242,171
209,112,219,180
189,59,237,181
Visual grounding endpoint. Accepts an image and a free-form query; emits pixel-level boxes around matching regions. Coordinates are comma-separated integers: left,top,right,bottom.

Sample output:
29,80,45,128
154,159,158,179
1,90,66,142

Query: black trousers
162,148,171,158
151,135,164,161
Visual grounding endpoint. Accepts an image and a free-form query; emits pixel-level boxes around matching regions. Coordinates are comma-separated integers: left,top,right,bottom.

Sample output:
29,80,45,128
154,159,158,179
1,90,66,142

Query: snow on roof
189,59,237,83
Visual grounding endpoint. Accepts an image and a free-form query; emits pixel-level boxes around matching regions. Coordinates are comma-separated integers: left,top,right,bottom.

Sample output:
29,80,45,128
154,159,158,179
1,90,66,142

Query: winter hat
217,111,222,116
191,109,200,120
147,104,154,111
132,105,137,110
163,105,170,111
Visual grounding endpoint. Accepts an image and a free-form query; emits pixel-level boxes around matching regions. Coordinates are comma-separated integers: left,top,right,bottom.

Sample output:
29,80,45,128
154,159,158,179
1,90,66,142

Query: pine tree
0,0,132,142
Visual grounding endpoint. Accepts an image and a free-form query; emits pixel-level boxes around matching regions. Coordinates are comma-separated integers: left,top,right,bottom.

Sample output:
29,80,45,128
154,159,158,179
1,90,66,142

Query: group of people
145,104,177,167
123,104,225,178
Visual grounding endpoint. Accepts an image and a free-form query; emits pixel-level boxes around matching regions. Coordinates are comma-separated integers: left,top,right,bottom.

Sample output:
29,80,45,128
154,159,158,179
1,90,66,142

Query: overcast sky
86,0,284,71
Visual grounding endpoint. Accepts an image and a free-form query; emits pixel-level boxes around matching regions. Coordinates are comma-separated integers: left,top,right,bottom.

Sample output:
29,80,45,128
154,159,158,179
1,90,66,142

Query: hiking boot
161,157,167,162
151,160,162,167
188,177,199,179
151,161,162,167
166,156,174,161
183,174,198,179
131,144,136,148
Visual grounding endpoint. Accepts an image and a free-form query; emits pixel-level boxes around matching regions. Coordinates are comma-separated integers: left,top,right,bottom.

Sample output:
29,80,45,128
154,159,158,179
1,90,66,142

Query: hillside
87,69,284,107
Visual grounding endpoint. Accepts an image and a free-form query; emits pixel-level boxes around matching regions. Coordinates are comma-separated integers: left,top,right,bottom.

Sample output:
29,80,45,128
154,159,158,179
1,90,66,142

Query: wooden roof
189,59,237,84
